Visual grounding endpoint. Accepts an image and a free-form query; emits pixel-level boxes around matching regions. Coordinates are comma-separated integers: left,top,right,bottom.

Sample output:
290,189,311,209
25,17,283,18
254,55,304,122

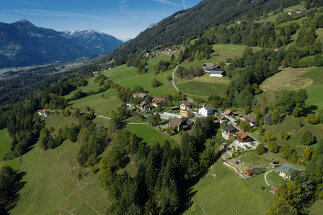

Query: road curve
172,65,180,91
264,170,274,187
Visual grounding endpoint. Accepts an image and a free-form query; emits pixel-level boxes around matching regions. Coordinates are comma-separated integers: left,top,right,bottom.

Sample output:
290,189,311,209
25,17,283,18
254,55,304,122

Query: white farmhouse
180,102,192,110
198,105,213,117
209,70,225,77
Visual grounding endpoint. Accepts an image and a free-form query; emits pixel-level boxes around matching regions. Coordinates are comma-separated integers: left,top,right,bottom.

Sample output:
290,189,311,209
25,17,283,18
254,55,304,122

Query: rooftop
223,125,237,132
210,70,225,74
224,109,232,115
280,166,302,175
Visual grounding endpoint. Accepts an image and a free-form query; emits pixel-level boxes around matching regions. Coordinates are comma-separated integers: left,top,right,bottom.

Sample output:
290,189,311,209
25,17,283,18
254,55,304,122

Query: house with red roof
224,109,233,117
133,93,146,99
37,109,50,117
152,98,166,107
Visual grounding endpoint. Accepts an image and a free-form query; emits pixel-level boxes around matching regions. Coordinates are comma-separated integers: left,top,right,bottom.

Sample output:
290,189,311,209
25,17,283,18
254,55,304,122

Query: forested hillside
0,0,323,215
110,0,304,64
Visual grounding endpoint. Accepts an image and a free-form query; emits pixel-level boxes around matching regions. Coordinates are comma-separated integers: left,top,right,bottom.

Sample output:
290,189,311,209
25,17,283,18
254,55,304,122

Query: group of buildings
202,63,226,77
220,109,258,150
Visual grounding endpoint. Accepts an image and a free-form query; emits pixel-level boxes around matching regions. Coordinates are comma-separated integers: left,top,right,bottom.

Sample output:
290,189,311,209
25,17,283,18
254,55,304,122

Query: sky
0,0,201,40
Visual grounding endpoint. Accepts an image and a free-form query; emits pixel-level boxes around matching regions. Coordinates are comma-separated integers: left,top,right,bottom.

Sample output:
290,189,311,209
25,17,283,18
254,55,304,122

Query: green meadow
302,67,323,111
65,78,100,99
184,160,272,215
70,89,122,116
102,65,176,96
0,128,19,169
263,116,323,155
10,141,109,215
276,17,306,27
176,75,230,99
212,44,262,62
125,124,178,146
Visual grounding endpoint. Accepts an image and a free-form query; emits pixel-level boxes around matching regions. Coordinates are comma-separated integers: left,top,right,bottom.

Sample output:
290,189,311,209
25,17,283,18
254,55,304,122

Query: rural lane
172,65,179,91
264,170,274,187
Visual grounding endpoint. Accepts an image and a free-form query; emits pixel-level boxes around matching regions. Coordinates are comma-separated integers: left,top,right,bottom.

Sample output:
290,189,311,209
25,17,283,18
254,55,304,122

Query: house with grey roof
203,63,219,71
198,105,213,117
222,125,238,140
279,165,302,180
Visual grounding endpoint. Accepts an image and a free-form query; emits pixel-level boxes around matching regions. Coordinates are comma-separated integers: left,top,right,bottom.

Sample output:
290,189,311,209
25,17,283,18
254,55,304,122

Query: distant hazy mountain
0,19,122,68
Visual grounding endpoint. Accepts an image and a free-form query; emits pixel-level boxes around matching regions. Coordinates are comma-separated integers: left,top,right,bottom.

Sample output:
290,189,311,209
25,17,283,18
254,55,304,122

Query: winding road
172,65,179,91
264,170,274,187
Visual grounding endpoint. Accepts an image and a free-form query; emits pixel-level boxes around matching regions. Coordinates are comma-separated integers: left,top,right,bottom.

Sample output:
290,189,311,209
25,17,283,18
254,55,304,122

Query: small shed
244,169,255,177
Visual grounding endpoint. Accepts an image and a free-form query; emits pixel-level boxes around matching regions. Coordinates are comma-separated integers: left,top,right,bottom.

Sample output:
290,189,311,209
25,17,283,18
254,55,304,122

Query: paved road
264,170,274,187
172,65,180,91
96,114,110,120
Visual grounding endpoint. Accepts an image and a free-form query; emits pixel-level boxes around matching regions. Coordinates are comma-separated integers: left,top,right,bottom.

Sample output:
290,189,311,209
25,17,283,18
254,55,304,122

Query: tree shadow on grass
2,169,27,215
303,105,318,115
176,149,225,214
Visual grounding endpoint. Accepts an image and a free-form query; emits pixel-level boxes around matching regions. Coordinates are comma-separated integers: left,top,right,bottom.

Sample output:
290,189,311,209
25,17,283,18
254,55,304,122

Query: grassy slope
0,128,19,169
175,44,262,99
176,75,230,99
276,16,306,27
260,67,314,91
260,66,323,112
65,78,100,99
302,67,323,111
125,124,178,146
10,114,109,215
45,113,79,131
11,141,109,215
310,200,323,215
0,128,11,159
212,44,262,62
70,89,122,117
263,116,323,155
102,65,175,96
184,160,272,215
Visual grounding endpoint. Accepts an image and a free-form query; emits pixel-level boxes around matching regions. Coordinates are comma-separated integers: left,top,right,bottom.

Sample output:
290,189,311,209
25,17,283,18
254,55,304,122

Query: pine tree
301,131,315,146
301,147,312,163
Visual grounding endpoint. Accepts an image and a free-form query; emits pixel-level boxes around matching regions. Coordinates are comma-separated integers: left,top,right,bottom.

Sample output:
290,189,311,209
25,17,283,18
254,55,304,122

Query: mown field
65,78,100,99
184,160,272,215
102,64,176,96
310,200,323,215
125,124,178,146
260,67,314,91
7,114,110,215
302,67,323,111
212,44,262,62
0,128,19,169
176,75,230,99
10,140,109,215
260,66,323,112
0,128,11,160
70,89,122,117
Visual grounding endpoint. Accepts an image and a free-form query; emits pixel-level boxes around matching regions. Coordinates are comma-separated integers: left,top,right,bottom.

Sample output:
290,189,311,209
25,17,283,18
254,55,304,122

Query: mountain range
0,19,122,68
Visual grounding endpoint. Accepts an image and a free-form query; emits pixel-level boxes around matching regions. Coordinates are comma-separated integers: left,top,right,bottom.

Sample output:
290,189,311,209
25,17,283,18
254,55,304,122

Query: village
36,58,304,195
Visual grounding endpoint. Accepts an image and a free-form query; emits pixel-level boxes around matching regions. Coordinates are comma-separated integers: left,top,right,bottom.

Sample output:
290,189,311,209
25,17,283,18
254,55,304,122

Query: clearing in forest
260,67,314,91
